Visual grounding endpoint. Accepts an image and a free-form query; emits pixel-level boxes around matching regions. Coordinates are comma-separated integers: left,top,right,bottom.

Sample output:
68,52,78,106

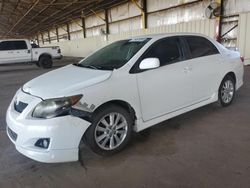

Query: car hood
22,64,112,99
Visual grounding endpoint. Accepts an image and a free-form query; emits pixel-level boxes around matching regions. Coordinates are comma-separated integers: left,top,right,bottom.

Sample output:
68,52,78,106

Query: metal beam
16,0,57,32
23,0,129,36
24,0,82,34
221,24,238,39
90,9,106,22
4,0,40,37
24,0,126,35
0,0,4,14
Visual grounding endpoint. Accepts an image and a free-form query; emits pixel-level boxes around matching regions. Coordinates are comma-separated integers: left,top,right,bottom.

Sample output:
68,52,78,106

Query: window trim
129,36,187,74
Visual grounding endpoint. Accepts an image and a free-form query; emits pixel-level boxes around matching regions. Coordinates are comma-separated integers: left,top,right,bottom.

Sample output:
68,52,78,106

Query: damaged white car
6,33,244,163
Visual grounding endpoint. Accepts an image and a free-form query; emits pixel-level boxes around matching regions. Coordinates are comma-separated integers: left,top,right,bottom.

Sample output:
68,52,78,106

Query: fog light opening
35,138,50,149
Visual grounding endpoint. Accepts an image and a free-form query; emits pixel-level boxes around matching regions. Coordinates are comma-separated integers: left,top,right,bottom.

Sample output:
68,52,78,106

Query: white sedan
6,33,244,163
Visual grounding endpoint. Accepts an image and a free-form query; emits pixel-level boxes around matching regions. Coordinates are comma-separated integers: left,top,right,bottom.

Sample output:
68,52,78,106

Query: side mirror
139,58,160,70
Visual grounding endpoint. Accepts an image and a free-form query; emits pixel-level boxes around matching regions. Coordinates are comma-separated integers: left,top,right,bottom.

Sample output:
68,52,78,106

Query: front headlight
32,95,82,119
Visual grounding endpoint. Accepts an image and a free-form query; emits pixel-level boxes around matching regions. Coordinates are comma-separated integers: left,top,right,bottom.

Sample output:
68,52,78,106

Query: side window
12,41,28,50
142,37,182,67
185,36,219,58
0,41,14,51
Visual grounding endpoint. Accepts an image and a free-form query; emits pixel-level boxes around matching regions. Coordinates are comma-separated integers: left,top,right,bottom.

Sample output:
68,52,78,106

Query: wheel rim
94,112,128,150
221,80,234,104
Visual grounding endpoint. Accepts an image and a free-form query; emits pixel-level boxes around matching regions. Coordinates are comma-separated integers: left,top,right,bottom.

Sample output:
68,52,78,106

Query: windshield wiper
73,63,101,70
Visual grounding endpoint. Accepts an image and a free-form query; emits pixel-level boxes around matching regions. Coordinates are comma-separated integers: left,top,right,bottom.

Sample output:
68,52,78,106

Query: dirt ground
0,58,249,188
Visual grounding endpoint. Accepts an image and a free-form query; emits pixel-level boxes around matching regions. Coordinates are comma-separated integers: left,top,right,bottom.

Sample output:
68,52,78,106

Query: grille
14,101,28,113
7,127,18,141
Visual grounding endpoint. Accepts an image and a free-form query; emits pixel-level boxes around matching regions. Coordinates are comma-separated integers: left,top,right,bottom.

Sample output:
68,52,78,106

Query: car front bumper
6,90,91,163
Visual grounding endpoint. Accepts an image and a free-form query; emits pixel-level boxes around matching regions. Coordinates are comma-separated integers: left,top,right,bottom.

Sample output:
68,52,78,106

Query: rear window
12,41,28,50
0,40,27,51
142,37,182,66
185,36,219,58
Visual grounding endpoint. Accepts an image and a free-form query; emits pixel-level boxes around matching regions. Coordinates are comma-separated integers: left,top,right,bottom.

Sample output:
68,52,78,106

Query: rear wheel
85,105,133,155
39,56,53,69
218,75,235,107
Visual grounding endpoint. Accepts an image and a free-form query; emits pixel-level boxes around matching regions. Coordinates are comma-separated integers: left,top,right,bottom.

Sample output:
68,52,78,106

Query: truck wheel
39,56,53,69
84,105,133,156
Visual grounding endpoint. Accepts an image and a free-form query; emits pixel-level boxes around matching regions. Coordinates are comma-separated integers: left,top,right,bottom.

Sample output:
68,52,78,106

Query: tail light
240,56,244,63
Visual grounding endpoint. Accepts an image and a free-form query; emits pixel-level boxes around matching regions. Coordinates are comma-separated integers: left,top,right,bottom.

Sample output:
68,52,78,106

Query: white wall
46,19,216,57
238,12,250,65
38,0,250,65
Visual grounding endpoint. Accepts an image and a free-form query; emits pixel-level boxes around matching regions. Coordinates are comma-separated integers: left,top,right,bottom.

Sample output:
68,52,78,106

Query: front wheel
84,105,133,155
218,75,236,107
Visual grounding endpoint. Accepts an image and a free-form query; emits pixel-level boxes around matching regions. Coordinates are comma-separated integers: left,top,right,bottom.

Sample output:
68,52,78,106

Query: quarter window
142,37,182,67
185,36,219,58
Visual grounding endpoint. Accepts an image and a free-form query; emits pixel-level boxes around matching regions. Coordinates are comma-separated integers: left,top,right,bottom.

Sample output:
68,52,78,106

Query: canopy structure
0,0,128,38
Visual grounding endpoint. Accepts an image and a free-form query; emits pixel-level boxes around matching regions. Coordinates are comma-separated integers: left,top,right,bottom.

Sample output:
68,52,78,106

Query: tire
38,56,53,69
84,105,133,155
218,75,236,107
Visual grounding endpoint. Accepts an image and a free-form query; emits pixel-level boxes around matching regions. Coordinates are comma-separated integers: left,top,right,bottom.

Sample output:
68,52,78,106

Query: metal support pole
104,9,109,35
66,23,71,40
216,0,223,42
81,17,86,38
48,30,51,43
41,33,44,44
132,0,147,29
141,0,147,29
56,27,59,42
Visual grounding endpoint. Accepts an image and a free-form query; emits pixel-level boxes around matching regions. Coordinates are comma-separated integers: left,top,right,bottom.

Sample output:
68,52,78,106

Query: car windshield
76,38,151,70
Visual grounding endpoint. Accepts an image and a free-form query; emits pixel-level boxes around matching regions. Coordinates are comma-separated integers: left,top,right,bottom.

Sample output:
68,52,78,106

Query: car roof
0,39,27,42
130,32,212,40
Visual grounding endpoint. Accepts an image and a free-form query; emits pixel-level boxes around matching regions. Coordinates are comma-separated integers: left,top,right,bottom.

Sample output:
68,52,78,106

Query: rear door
183,36,222,102
135,37,193,121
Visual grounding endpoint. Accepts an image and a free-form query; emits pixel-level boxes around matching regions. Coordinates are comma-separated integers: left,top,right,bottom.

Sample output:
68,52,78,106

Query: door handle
27,50,31,53
183,66,193,73
183,67,190,73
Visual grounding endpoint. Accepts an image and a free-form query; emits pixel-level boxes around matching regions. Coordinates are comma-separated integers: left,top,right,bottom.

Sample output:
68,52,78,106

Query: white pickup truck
0,39,62,68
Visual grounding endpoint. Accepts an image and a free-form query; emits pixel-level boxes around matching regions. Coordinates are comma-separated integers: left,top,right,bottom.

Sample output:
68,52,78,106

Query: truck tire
39,56,53,69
